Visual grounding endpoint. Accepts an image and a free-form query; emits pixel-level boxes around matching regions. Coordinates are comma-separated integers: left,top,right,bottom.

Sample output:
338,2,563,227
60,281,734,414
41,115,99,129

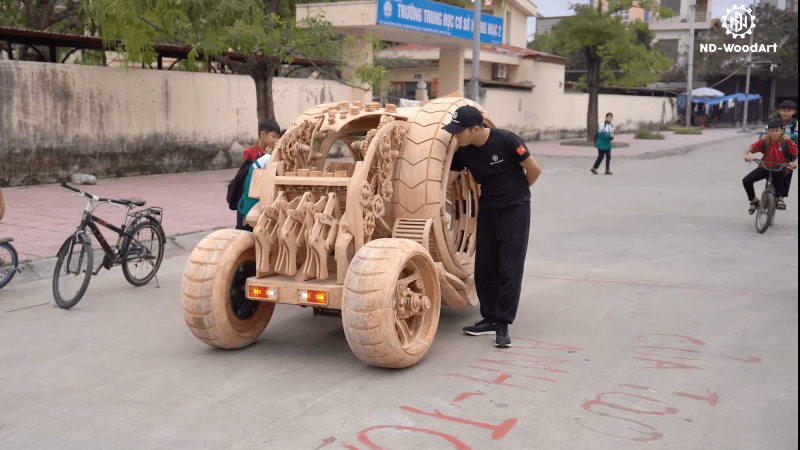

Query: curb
560,140,630,148
528,131,758,159
633,131,760,159
8,228,223,286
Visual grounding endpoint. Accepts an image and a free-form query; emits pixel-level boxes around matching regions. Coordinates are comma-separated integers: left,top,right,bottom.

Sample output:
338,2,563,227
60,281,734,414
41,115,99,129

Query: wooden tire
181,229,275,349
342,238,441,368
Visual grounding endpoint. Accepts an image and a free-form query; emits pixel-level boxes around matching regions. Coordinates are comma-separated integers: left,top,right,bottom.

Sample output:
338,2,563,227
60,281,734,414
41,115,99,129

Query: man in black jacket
444,105,541,348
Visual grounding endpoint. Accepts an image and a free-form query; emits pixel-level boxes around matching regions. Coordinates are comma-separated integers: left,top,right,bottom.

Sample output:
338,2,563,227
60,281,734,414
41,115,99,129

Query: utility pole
471,0,481,102
741,30,754,131
685,0,696,127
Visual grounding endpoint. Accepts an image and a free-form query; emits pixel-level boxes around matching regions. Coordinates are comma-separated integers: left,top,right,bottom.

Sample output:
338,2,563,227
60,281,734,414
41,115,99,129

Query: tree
0,0,90,60
95,0,386,121
534,1,674,141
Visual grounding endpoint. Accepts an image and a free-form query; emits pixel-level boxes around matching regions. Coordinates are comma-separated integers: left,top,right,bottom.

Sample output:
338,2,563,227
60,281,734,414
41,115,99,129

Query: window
611,8,630,20
661,0,681,14
656,39,679,61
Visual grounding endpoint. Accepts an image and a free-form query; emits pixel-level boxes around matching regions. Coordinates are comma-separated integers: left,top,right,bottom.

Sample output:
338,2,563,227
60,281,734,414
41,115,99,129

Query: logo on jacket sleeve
516,145,526,155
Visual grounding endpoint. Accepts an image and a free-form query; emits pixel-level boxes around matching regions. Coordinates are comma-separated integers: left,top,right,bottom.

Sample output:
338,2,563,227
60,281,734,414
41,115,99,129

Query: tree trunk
586,53,601,142
251,57,279,121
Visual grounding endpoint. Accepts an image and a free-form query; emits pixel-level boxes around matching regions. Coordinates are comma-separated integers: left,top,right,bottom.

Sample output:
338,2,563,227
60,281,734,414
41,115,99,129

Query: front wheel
53,234,93,309
0,242,18,289
122,221,165,286
756,191,775,234
342,238,441,369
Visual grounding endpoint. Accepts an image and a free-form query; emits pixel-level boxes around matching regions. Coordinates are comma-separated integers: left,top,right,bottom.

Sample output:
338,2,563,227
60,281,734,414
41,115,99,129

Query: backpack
226,159,253,211
780,141,796,163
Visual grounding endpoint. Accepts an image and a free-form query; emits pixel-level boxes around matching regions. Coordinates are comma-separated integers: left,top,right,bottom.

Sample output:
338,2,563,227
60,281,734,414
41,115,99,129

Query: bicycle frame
73,196,154,273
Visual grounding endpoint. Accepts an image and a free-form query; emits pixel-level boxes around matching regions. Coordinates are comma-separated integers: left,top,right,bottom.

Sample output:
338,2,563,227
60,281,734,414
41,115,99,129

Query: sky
525,0,784,41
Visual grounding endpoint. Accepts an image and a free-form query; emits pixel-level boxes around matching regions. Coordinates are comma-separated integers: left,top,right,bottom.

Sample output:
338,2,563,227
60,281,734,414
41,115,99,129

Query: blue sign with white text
377,0,503,44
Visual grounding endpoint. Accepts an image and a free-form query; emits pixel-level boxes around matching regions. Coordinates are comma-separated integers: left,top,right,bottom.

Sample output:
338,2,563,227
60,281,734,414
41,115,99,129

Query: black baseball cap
778,100,796,110
443,105,484,134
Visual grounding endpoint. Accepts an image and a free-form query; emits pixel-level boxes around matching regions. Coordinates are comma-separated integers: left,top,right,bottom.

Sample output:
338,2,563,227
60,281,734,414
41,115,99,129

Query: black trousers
782,168,793,197
743,167,786,201
474,203,530,325
235,211,253,232
593,149,611,170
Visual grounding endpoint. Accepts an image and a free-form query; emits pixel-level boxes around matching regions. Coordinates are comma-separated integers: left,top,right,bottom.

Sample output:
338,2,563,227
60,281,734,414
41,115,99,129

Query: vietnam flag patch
516,145,526,155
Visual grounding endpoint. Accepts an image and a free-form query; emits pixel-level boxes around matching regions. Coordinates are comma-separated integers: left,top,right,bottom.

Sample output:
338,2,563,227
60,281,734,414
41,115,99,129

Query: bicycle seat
113,198,146,207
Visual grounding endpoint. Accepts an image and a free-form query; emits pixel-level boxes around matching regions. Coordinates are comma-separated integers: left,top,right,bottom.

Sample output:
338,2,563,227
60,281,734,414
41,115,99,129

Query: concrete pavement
0,132,796,450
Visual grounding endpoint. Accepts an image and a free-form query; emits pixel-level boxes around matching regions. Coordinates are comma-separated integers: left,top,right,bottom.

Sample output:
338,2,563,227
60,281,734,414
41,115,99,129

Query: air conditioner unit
492,63,507,80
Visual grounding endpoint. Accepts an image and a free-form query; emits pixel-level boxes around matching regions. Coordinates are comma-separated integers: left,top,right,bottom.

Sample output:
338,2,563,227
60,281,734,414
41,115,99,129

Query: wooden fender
394,97,491,301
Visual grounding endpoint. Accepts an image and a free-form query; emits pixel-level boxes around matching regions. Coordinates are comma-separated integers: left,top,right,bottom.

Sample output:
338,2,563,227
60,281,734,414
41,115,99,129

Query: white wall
484,88,676,140
0,60,369,186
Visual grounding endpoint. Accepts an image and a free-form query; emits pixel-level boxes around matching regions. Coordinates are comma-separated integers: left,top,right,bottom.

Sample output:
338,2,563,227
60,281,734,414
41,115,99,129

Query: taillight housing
299,290,327,305
249,286,277,300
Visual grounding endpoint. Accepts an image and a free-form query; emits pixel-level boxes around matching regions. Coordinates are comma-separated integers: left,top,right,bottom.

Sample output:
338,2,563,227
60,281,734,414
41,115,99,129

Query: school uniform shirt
242,145,265,162
750,139,798,168
237,154,271,216
449,129,531,210
595,122,613,151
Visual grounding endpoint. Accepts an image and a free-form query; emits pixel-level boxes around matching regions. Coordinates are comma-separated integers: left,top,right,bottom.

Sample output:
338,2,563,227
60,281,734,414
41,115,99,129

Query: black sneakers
463,319,496,336
495,323,512,348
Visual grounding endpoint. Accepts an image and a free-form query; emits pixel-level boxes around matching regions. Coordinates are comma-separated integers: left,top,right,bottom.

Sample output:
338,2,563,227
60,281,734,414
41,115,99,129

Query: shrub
673,127,702,134
635,128,666,140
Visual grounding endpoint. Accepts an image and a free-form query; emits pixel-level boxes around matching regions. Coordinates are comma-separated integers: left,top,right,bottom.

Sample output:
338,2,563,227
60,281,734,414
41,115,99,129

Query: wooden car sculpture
181,97,492,368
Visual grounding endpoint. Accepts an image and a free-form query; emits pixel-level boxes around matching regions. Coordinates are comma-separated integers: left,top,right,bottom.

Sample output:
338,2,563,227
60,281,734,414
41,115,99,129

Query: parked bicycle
53,183,166,309
0,237,19,290
751,160,795,234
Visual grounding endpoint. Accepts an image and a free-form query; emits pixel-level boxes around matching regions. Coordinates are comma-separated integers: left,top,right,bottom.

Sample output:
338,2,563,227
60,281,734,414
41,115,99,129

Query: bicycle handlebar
61,182,115,204
751,160,796,171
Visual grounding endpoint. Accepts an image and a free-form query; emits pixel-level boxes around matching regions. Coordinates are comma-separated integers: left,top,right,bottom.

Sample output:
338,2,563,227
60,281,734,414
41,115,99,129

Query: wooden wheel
181,229,275,349
342,238,441,368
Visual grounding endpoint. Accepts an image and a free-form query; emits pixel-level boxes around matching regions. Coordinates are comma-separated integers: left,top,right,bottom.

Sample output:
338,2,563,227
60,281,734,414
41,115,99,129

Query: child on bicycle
743,119,798,214
759,100,798,205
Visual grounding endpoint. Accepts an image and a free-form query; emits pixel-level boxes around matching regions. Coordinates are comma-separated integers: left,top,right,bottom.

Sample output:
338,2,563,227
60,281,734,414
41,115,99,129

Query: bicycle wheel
122,221,165,286
53,234,93,309
0,242,18,289
756,191,775,234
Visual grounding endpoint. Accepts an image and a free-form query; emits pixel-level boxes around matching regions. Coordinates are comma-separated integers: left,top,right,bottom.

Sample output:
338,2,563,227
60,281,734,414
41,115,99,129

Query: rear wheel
53,234,93,309
0,242,18,289
756,191,775,234
342,238,441,369
181,229,274,349
122,221,165,286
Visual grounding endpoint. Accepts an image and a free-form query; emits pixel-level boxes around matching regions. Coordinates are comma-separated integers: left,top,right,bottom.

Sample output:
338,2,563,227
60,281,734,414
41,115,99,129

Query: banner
377,0,504,44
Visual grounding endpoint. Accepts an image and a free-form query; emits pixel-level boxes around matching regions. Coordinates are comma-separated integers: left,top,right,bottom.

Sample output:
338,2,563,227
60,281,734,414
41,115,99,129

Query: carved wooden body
181,98,492,368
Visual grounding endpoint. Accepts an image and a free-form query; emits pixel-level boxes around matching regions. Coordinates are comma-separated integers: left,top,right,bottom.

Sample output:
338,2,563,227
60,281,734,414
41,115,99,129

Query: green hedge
635,128,665,139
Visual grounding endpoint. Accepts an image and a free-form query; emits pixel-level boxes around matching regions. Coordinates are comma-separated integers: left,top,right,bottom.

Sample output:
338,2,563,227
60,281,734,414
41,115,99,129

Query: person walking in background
591,113,614,175
235,120,280,230
443,105,542,348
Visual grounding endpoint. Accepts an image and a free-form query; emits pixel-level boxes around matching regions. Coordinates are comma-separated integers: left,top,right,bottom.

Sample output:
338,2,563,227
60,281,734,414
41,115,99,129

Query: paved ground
0,132,797,450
